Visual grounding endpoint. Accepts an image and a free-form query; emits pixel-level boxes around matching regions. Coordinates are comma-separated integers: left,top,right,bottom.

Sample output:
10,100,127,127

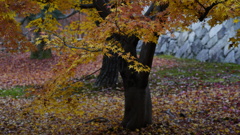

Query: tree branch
93,0,111,19
199,0,227,21
144,3,155,16
195,0,206,10
57,10,79,20
46,31,101,52
79,4,95,9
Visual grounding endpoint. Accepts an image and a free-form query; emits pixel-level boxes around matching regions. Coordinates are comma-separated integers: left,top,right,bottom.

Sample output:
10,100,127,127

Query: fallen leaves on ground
0,52,102,89
0,85,239,134
0,53,240,134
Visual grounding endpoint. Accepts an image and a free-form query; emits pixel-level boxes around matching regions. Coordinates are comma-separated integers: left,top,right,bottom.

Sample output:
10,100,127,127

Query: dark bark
115,34,156,130
94,53,119,87
93,0,111,19
91,0,157,129
30,45,52,59
93,0,120,87
30,31,52,59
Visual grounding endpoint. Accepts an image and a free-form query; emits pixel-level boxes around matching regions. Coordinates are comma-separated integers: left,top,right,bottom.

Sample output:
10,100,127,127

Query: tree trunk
30,44,52,59
30,31,52,59
92,0,120,87
95,53,118,87
92,0,157,129
116,34,156,130
121,84,152,130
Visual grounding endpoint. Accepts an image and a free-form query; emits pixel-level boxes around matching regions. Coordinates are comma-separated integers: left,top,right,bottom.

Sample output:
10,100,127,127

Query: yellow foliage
23,0,239,118
0,0,239,123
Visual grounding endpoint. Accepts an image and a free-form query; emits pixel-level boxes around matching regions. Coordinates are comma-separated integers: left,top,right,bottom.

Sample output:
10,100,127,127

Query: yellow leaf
233,19,239,23
177,101,184,104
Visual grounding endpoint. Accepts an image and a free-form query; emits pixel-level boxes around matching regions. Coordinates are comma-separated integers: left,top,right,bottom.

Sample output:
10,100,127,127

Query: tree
0,0,78,58
0,0,239,130
21,6,79,59
0,0,40,53
81,0,239,129
92,0,119,87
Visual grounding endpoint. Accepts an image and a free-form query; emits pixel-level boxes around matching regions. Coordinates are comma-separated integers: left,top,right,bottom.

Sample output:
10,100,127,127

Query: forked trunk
120,67,153,129
117,34,156,130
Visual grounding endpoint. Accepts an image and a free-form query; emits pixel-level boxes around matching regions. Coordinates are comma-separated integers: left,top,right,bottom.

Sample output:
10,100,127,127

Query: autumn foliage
0,0,239,133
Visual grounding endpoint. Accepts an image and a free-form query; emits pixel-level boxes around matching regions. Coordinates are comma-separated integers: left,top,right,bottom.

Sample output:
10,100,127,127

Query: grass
0,86,27,98
156,55,240,83
149,55,240,94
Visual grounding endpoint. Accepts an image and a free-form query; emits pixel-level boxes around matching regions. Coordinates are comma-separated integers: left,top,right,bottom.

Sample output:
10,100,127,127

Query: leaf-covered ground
0,53,240,134
0,52,102,89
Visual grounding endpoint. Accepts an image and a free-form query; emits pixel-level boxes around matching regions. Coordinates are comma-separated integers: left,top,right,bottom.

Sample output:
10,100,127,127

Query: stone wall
138,18,240,64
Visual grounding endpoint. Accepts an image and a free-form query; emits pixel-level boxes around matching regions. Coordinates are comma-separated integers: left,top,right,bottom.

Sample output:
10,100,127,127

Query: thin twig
46,31,102,52
195,0,206,10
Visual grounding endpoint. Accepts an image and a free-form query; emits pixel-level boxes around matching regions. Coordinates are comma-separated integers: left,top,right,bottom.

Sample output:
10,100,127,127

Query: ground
0,52,239,134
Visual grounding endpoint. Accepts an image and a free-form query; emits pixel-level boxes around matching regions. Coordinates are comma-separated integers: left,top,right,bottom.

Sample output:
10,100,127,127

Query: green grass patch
157,55,177,59
154,55,240,83
0,86,27,98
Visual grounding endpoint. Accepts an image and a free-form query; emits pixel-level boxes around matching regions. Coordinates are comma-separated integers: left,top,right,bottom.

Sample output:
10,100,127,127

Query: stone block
209,35,228,57
173,46,179,54
155,45,161,54
172,32,180,39
188,32,195,43
168,40,177,54
201,34,210,45
223,18,233,28
209,24,223,38
196,49,209,62
157,36,162,43
234,46,240,52
159,42,168,54
206,35,218,49
236,58,240,64
224,45,234,56
224,50,236,63
175,42,191,58
209,51,225,63
217,26,227,39
226,26,236,38
191,22,201,30
187,53,194,59
178,31,189,45
192,39,203,55
204,23,211,30
234,21,240,31
159,36,169,45
195,27,207,39
235,50,240,59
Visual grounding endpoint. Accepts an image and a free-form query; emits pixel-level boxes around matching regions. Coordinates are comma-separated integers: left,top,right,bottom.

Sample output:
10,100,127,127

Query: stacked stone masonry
138,18,240,64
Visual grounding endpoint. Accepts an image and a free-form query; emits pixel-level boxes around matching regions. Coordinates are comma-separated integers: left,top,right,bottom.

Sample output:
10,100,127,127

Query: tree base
121,86,152,130
30,49,52,59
